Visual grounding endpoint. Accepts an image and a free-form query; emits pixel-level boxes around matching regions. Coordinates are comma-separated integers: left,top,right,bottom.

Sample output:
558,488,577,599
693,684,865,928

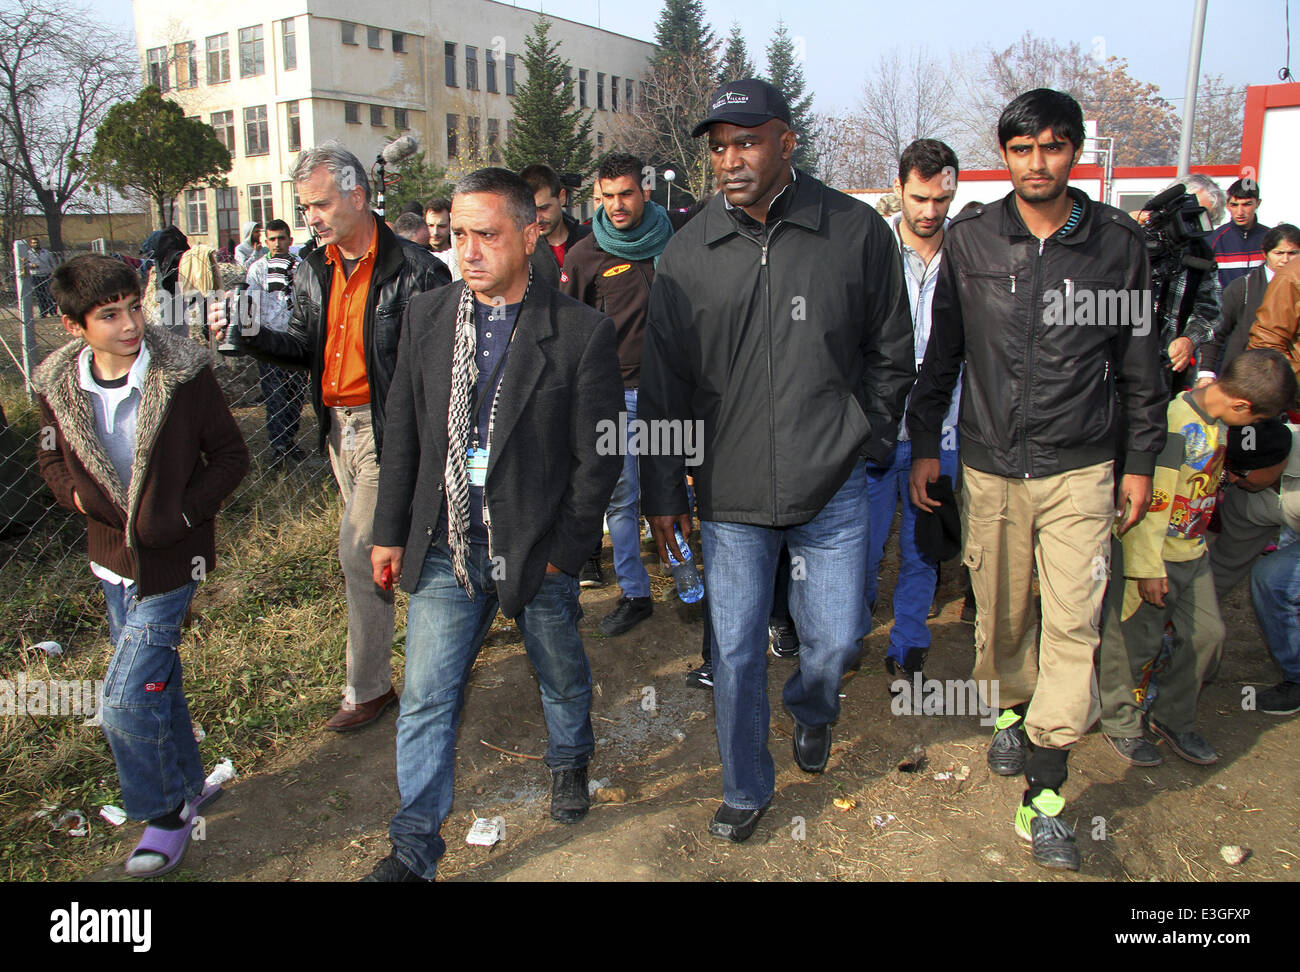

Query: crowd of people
27,76,1300,881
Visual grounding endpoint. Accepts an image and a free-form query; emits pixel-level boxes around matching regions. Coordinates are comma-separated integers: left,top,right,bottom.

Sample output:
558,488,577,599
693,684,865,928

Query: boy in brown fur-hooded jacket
33,254,248,878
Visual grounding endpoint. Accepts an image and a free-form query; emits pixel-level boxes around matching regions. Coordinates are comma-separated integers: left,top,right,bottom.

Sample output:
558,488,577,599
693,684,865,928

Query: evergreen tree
765,20,818,173
719,23,756,82
654,0,717,60
502,17,594,176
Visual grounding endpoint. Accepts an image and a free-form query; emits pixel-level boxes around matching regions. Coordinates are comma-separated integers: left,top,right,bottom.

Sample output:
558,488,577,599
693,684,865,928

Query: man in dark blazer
363,168,623,882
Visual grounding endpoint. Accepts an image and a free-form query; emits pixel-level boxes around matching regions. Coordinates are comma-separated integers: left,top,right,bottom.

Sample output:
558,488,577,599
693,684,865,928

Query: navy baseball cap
692,79,792,137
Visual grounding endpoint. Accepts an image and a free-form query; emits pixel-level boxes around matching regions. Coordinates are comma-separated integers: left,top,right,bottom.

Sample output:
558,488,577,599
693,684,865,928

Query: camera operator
1136,178,1223,394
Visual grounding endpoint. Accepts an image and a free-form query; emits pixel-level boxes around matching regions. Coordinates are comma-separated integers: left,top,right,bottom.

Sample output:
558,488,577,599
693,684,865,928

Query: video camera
1141,184,1215,291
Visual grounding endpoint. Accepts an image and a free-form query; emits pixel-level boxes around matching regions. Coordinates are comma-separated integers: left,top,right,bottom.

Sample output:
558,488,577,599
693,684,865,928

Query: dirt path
87,548,1300,883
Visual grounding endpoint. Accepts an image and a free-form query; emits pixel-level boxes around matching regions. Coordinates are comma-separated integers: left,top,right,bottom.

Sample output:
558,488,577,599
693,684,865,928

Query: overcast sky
97,0,1279,114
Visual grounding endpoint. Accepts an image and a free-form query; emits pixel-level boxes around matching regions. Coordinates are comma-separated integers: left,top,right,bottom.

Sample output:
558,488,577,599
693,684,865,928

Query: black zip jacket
1200,264,1267,375
640,169,915,525
560,231,658,387
907,187,1166,479
241,213,451,459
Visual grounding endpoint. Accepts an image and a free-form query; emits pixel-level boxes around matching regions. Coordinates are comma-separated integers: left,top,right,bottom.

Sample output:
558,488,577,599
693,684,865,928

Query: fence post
12,239,37,402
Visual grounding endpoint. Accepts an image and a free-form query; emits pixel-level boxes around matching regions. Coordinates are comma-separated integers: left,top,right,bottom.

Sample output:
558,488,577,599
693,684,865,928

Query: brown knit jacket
33,327,249,596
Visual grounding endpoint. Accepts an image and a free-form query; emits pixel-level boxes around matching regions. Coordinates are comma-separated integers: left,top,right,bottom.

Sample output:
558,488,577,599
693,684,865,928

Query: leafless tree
858,48,960,168
1190,73,1246,166
0,0,135,253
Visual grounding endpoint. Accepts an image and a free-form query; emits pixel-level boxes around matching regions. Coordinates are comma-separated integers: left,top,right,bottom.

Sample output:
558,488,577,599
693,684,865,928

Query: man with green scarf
562,152,676,637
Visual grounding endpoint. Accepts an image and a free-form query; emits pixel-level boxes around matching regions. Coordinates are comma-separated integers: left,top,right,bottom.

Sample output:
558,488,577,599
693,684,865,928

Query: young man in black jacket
214,142,451,732
642,79,915,843
908,89,1166,871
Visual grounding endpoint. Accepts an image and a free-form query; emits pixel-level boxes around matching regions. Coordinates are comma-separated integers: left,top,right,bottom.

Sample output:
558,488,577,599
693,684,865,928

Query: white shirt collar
78,340,150,396
1266,266,1276,283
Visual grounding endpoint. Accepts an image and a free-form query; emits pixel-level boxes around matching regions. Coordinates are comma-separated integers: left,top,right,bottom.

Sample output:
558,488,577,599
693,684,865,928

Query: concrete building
131,1,655,247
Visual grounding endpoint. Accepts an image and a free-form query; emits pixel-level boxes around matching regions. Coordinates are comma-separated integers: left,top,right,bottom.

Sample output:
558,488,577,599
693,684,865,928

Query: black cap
692,79,792,138
1228,417,1293,470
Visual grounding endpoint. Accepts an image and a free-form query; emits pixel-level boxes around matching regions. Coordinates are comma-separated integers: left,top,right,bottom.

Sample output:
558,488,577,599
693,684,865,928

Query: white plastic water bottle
666,525,704,604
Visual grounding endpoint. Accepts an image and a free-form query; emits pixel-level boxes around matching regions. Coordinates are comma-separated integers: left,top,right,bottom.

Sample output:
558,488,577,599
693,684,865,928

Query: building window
465,46,478,91
210,110,235,153
597,72,605,110
487,118,500,162
597,132,604,149
282,18,297,71
486,49,497,92
370,104,384,127
244,105,269,155
626,78,634,110
206,34,229,83
344,102,360,124
290,183,306,229
394,107,408,130
579,69,588,108
248,183,274,225
286,101,301,152
505,54,516,95
446,114,459,157
341,22,357,45
239,25,264,77
216,187,239,246
392,31,406,54
185,189,208,235
147,47,168,90
367,26,381,49
612,75,619,112
467,116,480,159
175,42,197,89
444,42,456,86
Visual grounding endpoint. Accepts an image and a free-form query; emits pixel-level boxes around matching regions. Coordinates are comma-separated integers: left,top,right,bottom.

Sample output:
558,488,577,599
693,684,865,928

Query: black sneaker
579,558,605,588
1104,733,1164,767
685,661,713,689
769,621,800,658
550,766,590,823
360,852,430,882
1149,719,1218,765
1258,681,1300,715
599,596,652,636
708,802,768,843
987,709,1029,776
1014,789,1080,871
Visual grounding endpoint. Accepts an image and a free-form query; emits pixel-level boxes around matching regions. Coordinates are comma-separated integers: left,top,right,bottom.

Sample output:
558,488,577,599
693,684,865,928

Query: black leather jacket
243,214,451,458
908,188,1167,479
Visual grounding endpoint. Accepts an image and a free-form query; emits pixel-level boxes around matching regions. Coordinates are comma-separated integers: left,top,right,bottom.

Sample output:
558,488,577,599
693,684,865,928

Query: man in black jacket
907,89,1166,871
641,79,915,843
364,167,623,882
214,142,450,732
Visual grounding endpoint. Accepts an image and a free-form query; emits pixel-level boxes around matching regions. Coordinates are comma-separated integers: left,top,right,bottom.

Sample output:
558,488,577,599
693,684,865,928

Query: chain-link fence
0,259,339,655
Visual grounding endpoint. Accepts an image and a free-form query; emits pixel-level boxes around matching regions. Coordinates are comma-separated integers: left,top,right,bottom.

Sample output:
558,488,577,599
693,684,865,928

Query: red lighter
380,564,394,591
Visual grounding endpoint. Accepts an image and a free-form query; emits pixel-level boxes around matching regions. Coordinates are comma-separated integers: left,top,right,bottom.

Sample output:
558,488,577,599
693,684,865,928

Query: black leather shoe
550,766,590,823
360,852,430,882
793,722,831,773
598,596,652,636
709,802,767,842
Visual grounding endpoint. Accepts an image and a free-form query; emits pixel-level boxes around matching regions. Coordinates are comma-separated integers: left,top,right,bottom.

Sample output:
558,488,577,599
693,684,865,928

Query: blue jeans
258,362,307,452
390,543,594,879
608,388,651,598
1250,540,1300,681
862,437,959,658
98,580,205,821
700,461,869,809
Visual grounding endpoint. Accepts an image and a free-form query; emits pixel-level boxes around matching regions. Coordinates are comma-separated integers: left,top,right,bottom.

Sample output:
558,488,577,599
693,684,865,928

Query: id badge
467,447,488,487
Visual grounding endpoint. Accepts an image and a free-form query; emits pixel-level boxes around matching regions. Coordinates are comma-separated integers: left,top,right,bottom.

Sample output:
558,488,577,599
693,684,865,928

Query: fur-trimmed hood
33,326,213,544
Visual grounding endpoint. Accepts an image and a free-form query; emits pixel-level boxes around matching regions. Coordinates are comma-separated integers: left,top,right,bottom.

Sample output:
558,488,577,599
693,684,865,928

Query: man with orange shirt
215,142,451,730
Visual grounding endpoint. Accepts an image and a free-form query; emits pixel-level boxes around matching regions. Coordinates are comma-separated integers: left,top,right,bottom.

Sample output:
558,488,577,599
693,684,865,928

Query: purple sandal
124,783,224,878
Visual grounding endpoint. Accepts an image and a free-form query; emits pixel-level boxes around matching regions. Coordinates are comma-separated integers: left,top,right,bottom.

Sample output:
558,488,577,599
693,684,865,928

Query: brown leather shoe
325,687,397,732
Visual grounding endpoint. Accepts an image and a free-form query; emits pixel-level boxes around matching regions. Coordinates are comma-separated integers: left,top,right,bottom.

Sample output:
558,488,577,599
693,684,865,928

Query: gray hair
1168,173,1226,226
290,141,370,205
452,167,537,230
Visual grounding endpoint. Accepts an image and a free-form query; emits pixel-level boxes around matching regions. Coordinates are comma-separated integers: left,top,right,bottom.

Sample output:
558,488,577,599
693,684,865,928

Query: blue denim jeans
98,580,205,821
862,437,959,658
1250,540,1300,681
258,362,307,452
700,461,869,809
607,388,651,598
390,543,594,879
